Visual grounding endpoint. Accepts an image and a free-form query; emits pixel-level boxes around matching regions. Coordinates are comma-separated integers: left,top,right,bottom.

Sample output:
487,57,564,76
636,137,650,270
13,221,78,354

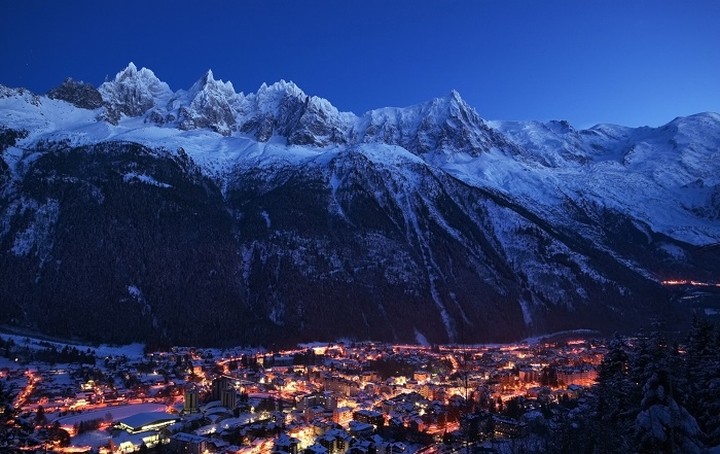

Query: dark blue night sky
2,0,718,128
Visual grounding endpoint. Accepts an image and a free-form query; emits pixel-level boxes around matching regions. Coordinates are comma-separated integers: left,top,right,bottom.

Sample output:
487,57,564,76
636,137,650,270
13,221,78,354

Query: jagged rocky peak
429,89,475,117
47,78,103,110
252,79,306,111
283,91,356,147
545,119,576,134
99,62,173,123
238,80,355,146
187,69,240,100
358,89,509,156
0,84,41,105
237,80,303,141
419,90,501,153
174,69,243,136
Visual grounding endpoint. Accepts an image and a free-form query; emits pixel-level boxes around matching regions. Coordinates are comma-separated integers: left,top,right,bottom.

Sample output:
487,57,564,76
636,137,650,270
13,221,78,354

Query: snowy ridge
1,63,719,247
2,64,720,345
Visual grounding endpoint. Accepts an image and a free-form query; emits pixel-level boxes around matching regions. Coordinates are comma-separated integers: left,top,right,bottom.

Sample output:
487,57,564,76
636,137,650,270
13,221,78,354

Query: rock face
357,91,516,156
98,62,173,124
237,80,354,146
174,70,240,136
0,64,719,347
47,78,103,109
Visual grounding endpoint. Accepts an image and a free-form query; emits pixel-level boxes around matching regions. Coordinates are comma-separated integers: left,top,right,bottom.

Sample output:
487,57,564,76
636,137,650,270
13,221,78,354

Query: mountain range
1,63,718,347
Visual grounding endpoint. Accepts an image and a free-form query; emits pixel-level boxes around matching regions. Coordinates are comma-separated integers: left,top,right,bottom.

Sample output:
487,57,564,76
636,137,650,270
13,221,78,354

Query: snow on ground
413,328,430,347
71,429,111,449
0,356,20,369
518,300,533,326
52,402,167,427
439,147,720,245
123,172,172,188
523,329,601,344
0,330,145,361
87,343,145,360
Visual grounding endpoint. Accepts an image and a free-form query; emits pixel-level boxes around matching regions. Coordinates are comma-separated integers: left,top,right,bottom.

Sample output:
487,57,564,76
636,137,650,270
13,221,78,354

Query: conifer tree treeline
562,317,720,453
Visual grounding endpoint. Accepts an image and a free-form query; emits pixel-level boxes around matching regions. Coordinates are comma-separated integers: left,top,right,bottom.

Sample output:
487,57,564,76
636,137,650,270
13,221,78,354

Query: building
111,412,178,453
184,388,199,413
299,392,337,411
324,376,360,397
274,434,301,454
168,432,208,454
114,412,178,434
222,387,237,410
557,366,598,387
348,421,374,438
492,415,527,438
332,407,353,427
304,405,329,424
212,376,232,401
305,443,329,454
317,428,352,454
413,371,430,382
518,367,540,383
111,430,163,453
352,409,384,428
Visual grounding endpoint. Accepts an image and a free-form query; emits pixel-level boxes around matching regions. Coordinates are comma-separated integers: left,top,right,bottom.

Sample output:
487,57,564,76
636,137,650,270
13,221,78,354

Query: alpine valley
1,63,719,347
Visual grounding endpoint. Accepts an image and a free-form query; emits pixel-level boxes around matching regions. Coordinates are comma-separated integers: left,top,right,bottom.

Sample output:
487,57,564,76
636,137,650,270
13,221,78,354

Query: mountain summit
0,64,718,346
98,62,173,123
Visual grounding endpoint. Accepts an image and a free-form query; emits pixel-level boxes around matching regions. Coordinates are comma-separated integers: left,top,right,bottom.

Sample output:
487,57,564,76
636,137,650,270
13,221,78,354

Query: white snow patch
261,211,271,228
0,330,146,362
53,402,166,427
123,172,172,188
127,285,159,329
328,171,349,221
127,285,142,299
518,299,533,326
93,342,145,360
269,304,285,325
354,143,425,166
659,243,687,261
414,328,430,346
70,430,111,450
10,198,59,259
523,329,600,344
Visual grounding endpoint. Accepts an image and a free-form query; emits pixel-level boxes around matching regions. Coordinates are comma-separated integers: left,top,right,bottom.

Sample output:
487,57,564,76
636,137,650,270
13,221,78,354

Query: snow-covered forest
547,318,720,453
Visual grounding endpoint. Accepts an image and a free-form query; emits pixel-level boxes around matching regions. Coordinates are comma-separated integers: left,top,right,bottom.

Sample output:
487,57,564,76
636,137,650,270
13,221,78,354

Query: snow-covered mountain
1,63,718,346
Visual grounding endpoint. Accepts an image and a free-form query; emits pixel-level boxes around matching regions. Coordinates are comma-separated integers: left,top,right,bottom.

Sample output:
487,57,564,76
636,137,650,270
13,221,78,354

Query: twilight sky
1,0,718,128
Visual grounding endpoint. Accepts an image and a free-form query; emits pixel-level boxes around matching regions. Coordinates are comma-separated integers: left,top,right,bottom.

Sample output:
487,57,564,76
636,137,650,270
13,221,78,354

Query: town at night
2,332,607,452
2,1,720,452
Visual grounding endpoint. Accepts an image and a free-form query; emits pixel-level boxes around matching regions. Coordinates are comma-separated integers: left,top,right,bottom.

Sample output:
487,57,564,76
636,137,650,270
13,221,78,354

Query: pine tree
592,334,635,452
634,369,704,453
685,317,720,445
631,323,704,453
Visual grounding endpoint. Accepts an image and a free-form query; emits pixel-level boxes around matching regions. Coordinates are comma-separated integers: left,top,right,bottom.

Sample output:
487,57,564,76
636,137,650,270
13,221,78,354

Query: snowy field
52,402,168,427
0,330,145,365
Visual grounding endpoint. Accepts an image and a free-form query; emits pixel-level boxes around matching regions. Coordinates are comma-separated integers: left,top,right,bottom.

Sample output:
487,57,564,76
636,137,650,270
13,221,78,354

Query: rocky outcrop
238,80,353,146
175,70,240,136
98,63,173,124
47,78,104,109
357,91,516,156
